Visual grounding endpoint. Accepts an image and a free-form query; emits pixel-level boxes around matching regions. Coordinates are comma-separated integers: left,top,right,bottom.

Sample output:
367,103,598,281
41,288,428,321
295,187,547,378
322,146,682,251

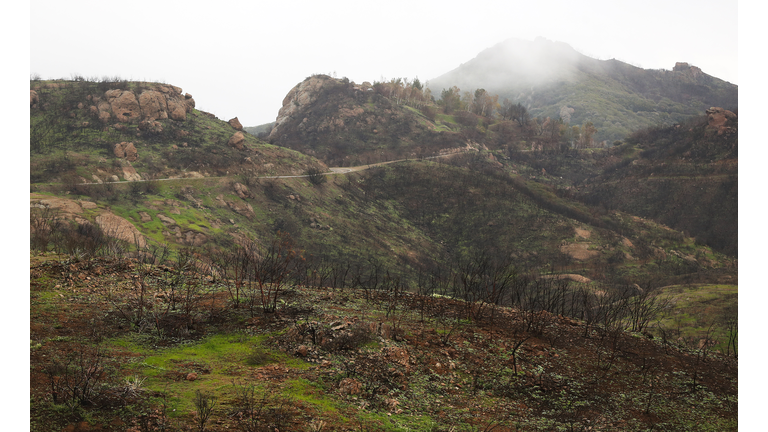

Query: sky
28,0,740,128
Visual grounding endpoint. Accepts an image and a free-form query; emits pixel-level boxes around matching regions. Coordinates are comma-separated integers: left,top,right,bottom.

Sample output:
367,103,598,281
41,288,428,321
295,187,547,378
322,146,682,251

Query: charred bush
321,322,375,352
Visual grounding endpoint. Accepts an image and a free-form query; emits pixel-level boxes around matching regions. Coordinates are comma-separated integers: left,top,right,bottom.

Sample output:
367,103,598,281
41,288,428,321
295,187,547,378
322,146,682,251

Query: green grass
102,333,311,414
652,284,737,352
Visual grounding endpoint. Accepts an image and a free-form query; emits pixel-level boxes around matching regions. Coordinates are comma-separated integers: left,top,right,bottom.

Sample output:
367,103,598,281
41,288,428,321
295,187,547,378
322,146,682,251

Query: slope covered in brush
30,78,326,185
427,38,738,143
574,108,737,256
266,75,467,166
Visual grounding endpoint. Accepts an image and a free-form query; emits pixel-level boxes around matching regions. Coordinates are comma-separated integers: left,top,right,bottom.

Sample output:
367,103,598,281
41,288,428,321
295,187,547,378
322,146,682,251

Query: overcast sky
29,0,739,127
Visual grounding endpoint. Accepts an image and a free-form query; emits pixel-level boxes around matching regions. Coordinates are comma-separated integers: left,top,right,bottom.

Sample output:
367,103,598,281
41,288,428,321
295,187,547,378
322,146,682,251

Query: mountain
426,37,738,143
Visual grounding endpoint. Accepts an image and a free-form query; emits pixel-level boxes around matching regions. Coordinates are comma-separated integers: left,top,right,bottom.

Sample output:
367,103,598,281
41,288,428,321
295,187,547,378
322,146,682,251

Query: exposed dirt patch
575,227,591,239
560,242,600,261
30,194,84,214
540,273,592,284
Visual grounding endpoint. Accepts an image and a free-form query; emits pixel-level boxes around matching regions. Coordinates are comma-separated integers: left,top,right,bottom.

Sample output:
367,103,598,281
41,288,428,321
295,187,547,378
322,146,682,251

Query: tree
471,89,499,118
542,117,565,147
246,232,304,314
578,122,597,149
500,98,514,120
510,103,530,128
440,86,461,114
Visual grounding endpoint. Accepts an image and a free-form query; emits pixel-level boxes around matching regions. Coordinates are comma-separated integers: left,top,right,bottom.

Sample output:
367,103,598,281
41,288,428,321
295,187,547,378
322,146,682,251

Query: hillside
30,78,326,186
29,77,738,308
30,78,737,430
575,108,738,256
266,75,467,167
426,38,738,143
30,252,737,431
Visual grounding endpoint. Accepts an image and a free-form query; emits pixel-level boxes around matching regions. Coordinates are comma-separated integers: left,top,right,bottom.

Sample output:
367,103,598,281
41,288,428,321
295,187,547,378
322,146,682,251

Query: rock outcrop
105,89,141,122
228,131,246,150
87,84,195,124
268,75,338,140
113,142,138,162
94,212,147,248
705,107,737,135
673,62,703,78
228,117,243,131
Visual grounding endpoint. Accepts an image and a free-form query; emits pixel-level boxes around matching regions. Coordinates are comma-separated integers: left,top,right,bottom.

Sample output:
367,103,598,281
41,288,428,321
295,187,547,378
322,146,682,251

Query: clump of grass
245,346,277,366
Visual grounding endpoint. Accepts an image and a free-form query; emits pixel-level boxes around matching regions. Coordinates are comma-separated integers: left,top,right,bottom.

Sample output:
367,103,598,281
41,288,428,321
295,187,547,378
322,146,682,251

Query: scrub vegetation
30,77,737,430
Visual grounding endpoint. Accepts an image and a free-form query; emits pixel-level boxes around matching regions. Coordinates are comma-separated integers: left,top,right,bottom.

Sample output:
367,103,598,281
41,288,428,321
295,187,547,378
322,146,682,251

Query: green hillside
426,38,738,143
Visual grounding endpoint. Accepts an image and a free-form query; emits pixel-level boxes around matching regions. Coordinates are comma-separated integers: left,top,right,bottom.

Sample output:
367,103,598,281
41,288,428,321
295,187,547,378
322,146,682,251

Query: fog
27,0,740,127
426,38,587,98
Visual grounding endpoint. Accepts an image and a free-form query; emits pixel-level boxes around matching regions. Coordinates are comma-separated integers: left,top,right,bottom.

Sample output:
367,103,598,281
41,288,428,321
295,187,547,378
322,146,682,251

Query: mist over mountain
427,37,738,143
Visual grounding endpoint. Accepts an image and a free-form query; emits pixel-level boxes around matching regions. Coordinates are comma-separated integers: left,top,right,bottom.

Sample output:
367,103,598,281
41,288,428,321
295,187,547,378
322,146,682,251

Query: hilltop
30,78,326,186
426,38,738,143
266,75,466,167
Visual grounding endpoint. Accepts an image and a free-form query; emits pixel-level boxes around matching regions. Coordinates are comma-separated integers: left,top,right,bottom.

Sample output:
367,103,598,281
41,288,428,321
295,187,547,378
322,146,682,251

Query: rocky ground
30,252,737,431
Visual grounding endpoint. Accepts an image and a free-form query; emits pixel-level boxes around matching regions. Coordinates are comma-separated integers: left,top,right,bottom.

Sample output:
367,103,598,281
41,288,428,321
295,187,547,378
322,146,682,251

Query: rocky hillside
30,79,326,185
267,75,467,166
426,38,738,143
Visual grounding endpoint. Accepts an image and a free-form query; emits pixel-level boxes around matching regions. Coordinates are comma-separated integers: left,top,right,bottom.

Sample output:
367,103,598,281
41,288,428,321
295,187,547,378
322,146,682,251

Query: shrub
245,347,277,366
321,322,375,352
43,345,109,412
305,167,327,186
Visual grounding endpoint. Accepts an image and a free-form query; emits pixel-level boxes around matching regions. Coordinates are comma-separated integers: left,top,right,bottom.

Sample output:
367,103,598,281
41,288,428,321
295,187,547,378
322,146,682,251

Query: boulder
121,166,142,182
96,101,112,123
228,131,246,150
30,90,39,107
113,142,138,162
228,117,244,131
105,89,141,122
233,182,252,199
166,97,189,121
138,90,169,120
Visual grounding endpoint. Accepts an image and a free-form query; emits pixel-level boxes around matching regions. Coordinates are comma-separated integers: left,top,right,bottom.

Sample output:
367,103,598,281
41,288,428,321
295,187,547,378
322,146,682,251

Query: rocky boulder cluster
93,85,195,125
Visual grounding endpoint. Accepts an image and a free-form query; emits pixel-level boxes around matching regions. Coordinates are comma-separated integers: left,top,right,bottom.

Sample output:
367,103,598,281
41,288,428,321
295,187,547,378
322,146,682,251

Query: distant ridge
427,37,738,142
